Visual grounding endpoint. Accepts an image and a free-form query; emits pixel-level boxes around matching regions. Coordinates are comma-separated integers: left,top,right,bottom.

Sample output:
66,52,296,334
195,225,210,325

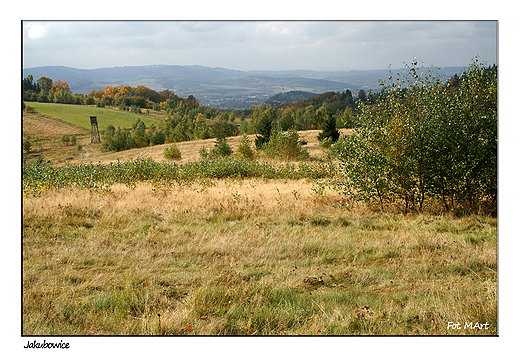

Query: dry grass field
23,179,497,335
22,111,497,335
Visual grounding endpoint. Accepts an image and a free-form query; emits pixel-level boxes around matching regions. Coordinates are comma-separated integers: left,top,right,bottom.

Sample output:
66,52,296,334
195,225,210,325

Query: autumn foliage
51,80,70,92
22,74,184,109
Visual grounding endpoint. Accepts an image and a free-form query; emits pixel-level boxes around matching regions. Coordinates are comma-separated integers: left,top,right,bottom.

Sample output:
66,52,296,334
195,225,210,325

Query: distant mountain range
22,65,466,110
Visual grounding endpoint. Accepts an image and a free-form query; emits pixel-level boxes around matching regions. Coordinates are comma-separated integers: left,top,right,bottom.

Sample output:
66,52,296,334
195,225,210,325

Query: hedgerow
22,157,337,195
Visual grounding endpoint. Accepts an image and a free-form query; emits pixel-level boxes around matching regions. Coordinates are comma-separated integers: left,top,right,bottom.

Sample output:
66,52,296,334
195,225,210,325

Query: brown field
23,180,497,335
23,110,89,139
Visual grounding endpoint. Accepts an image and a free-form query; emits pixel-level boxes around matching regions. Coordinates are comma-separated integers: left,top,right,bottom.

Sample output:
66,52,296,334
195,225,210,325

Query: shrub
102,127,133,152
23,139,32,153
318,136,334,149
149,129,166,146
264,129,309,161
199,146,209,159
210,138,233,159
22,156,337,195
61,135,70,146
164,144,182,160
130,105,141,114
236,134,255,160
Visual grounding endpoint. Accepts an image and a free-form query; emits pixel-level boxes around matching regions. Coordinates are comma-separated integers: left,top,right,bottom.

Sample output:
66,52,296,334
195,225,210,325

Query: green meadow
27,102,162,131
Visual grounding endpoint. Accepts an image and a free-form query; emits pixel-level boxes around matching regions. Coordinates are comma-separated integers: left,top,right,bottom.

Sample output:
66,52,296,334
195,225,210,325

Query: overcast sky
22,20,496,72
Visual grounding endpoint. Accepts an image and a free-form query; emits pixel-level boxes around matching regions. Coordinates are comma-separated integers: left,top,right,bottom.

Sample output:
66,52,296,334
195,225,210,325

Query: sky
22,20,497,72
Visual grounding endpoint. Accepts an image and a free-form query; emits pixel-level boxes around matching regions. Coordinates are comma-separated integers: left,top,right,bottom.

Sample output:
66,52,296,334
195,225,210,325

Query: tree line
22,75,186,110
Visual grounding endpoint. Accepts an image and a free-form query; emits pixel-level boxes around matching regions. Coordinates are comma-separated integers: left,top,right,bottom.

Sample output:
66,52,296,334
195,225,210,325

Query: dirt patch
23,111,89,139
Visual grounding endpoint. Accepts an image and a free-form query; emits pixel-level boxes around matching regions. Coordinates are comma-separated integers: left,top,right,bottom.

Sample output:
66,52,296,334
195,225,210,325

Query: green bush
210,138,233,158
130,105,141,114
22,156,337,196
23,139,32,153
236,134,255,160
164,144,182,160
102,127,133,152
199,146,209,159
149,129,166,146
264,129,309,161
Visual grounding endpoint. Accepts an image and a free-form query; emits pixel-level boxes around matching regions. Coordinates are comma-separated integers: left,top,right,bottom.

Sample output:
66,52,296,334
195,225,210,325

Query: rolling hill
265,91,317,106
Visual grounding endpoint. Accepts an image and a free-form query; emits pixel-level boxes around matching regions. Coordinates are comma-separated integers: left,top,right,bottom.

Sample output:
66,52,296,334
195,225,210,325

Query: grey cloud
22,21,496,71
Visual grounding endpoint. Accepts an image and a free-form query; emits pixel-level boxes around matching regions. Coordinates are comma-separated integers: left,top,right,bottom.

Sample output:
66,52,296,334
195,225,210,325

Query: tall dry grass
23,180,497,335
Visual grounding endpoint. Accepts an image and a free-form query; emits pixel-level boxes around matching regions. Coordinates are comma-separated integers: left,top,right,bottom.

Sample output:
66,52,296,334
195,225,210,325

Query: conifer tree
317,104,340,144
255,106,275,150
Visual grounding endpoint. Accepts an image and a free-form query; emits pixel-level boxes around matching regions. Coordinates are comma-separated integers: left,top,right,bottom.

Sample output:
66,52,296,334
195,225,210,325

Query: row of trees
242,102,354,136
22,73,345,152
99,97,346,153
22,73,360,129
23,75,82,105
22,75,190,110
101,111,240,153
102,101,339,164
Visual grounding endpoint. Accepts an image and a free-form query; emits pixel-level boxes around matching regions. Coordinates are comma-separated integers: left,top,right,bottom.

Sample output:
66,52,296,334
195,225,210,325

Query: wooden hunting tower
90,116,101,143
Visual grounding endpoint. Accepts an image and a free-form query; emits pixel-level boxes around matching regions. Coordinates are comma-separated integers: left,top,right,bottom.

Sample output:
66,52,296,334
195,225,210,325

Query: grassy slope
27,102,162,131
